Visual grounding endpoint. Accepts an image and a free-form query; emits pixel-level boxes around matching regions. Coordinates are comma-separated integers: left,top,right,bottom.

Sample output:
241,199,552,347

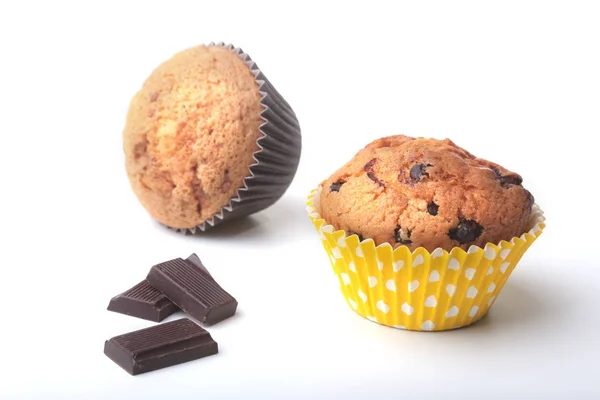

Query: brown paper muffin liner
307,187,546,331
171,42,302,234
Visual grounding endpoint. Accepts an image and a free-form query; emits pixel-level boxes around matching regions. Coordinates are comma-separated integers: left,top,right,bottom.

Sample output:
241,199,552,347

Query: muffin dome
319,135,534,252
123,45,262,229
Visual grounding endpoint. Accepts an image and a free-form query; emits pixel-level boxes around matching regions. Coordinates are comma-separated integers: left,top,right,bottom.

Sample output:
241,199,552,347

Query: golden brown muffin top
319,135,534,252
123,45,263,229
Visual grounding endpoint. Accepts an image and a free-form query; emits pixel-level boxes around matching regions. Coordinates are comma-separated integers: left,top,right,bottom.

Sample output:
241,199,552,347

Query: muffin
123,43,301,233
319,135,534,252
307,135,545,331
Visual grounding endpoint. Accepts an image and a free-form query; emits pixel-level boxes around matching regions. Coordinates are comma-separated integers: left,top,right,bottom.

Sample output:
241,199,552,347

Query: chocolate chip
329,180,345,192
363,158,377,171
448,217,484,244
500,175,523,186
394,226,412,245
367,171,385,187
427,201,439,216
490,167,502,178
409,164,430,182
150,92,159,102
491,166,522,186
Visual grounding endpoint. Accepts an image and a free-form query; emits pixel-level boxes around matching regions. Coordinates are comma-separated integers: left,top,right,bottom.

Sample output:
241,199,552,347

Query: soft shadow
165,195,311,242
163,309,243,329
452,273,564,333
193,215,262,238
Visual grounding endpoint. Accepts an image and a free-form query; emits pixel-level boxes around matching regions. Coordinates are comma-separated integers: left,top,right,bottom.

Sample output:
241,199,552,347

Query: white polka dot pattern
376,300,390,314
358,290,368,303
484,246,497,260
446,306,459,318
421,321,435,331
408,280,419,292
424,295,437,307
341,273,351,285
431,248,444,258
306,188,546,331
385,279,396,292
466,286,478,298
469,306,479,317
448,258,460,270
332,247,343,259
446,284,456,297
393,260,404,272
412,255,424,267
368,276,378,288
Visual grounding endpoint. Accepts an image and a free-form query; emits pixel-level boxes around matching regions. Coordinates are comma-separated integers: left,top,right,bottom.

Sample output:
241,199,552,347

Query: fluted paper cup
173,43,302,234
306,187,545,331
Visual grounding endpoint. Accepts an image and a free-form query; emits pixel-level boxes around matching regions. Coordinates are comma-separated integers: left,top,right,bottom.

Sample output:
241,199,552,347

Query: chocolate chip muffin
319,135,534,252
123,45,263,229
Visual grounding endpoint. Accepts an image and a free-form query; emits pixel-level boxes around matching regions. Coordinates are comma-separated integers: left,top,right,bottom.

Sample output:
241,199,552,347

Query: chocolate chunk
104,318,218,375
185,253,214,280
409,163,430,182
500,175,523,186
329,180,345,192
491,167,523,186
394,226,412,245
366,171,385,187
107,280,179,322
363,158,377,171
147,257,238,325
448,217,484,244
427,201,439,216
363,158,384,186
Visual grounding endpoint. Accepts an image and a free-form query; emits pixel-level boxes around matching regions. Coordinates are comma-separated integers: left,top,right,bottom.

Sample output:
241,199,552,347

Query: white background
1,1,599,398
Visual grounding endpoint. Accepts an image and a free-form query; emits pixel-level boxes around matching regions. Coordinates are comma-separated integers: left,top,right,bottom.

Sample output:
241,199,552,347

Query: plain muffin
123,45,263,229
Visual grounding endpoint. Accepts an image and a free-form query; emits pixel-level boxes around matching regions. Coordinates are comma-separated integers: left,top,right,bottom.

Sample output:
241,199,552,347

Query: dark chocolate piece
363,158,377,171
185,253,214,280
104,318,218,375
366,171,385,187
427,201,439,216
107,280,179,322
491,166,523,186
329,180,345,192
147,257,238,325
409,163,430,182
394,226,413,245
448,217,484,244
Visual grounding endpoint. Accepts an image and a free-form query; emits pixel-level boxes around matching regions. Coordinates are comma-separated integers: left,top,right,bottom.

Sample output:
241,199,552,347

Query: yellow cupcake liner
306,187,545,331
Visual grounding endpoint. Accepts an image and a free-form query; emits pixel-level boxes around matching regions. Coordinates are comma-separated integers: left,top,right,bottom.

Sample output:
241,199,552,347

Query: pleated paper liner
306,187,545,331
171,43,302,234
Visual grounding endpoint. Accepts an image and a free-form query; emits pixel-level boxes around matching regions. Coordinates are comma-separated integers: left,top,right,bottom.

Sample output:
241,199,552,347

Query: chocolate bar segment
185,253,213,280
107,280,179,322
147,257,238,325
104,318,218,375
